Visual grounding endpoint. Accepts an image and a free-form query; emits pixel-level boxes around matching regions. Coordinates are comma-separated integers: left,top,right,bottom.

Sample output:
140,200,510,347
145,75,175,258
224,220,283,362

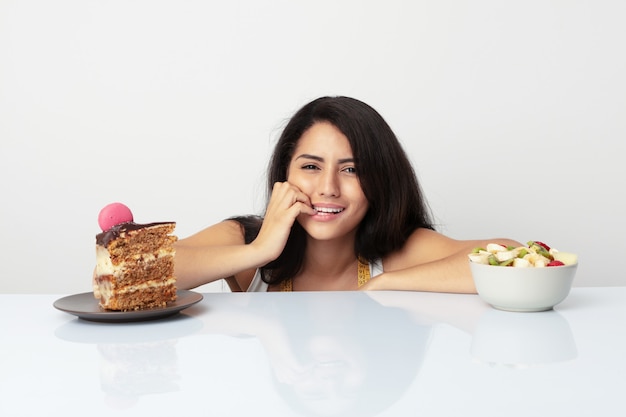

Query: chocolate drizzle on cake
96,222,175,246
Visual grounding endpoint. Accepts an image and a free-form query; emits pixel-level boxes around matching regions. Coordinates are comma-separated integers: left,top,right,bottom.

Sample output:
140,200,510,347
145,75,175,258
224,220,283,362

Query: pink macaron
98,202,134,231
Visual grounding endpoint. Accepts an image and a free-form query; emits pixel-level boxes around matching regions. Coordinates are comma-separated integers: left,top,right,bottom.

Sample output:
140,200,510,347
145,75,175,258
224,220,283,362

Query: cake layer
96,247,175,284
95,276,177,311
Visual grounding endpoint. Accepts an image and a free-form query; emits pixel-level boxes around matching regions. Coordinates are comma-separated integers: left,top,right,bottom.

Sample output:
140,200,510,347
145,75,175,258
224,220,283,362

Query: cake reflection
54,314,202,408
97,340,179,408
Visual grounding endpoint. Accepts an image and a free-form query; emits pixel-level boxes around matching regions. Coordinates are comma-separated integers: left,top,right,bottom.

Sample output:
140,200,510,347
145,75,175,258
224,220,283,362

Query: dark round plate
53,290,203,323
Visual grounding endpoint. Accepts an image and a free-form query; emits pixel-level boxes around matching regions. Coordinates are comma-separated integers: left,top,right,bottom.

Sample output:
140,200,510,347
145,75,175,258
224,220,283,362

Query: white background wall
1,0,624,294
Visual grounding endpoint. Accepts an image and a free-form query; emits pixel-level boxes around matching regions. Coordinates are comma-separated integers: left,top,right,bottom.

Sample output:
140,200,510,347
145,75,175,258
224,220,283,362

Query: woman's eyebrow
295,154,354,164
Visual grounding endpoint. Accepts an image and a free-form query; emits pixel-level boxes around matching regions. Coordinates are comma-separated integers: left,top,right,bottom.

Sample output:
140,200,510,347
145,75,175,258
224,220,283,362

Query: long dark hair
233,96,434,285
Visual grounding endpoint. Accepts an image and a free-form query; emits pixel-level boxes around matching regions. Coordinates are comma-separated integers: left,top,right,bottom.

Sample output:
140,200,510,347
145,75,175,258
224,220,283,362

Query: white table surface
1,288,625,417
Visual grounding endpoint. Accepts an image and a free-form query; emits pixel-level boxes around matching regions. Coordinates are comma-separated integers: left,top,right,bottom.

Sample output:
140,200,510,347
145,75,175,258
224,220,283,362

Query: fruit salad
468,241,578,267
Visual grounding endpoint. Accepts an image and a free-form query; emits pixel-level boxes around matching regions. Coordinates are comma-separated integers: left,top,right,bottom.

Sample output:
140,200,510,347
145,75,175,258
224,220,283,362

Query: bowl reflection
471,308,577,368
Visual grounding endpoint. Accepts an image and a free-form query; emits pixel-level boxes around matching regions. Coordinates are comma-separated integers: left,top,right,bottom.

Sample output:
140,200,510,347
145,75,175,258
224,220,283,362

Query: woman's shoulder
382,227,461,271
227,215,263,244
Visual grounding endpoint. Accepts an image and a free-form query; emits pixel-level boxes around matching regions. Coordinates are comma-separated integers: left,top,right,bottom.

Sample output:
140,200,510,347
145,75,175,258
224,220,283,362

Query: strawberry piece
547,260,565,267
534,241,551,251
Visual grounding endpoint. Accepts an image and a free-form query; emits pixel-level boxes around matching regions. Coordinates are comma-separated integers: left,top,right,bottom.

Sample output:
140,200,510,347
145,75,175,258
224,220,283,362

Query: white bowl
469,262,578,312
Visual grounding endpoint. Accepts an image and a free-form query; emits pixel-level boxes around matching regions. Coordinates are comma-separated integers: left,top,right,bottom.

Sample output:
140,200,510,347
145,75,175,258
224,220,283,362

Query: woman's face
287,122,369,242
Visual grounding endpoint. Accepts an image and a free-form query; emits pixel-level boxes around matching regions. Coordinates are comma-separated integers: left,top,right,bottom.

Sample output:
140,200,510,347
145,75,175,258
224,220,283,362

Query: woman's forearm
174,242,268,290
364,238,521,293
369,253,478,293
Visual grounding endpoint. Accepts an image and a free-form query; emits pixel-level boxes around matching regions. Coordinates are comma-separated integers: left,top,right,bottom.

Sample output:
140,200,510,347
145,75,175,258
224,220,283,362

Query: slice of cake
94,203,177,311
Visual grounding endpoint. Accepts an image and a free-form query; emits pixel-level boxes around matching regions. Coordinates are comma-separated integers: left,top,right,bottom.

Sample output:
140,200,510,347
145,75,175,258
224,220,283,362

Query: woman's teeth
313,206,344,214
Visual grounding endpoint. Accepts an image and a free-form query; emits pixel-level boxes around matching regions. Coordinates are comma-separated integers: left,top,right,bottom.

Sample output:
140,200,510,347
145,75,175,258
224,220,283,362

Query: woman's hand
251,182,316,262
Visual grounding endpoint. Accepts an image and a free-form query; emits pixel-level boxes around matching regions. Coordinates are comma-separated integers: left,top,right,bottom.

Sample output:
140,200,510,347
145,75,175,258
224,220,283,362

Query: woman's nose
318,171,340,197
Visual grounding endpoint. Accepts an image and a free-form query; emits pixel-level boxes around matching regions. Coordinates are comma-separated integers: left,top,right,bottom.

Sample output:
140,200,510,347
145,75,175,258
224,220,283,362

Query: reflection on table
471,308,577,368
197,292,432,417
1,288,625,417
54,315,203,409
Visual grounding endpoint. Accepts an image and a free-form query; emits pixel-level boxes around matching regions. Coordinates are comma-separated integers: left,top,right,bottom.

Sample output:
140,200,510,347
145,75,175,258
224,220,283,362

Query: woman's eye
302,164,319,170
342,166,357,174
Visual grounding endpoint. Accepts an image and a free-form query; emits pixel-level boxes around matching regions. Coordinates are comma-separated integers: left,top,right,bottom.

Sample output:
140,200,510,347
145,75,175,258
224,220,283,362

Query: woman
174,96,519,292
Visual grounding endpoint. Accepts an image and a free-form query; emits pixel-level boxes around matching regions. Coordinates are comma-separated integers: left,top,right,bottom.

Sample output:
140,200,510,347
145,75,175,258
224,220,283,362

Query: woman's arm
173,220,264,290
174,182,317,290
361,228,522,293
